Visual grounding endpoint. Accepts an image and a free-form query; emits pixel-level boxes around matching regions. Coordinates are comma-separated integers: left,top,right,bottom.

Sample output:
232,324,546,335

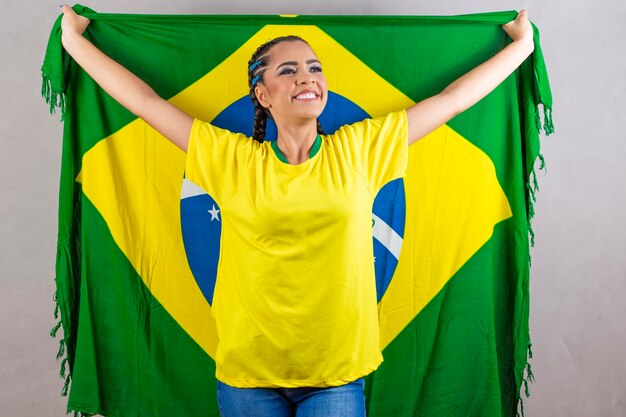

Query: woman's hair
247,35,324,143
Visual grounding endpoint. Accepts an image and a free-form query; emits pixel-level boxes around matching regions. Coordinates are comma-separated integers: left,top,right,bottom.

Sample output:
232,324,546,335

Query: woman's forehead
268,40,320,64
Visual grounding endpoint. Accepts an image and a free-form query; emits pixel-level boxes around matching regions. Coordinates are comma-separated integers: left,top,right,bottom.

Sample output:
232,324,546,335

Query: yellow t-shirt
185,110,408,388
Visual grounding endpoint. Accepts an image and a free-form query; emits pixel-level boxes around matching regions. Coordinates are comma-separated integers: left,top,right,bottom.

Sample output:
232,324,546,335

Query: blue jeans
216,378,366,417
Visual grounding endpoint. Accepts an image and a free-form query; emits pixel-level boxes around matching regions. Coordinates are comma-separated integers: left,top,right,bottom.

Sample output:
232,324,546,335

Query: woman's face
254,40,328,124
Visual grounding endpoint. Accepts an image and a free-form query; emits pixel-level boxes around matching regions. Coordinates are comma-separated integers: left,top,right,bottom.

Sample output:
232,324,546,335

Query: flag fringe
67,410,92,417
518,99,554,417
542,107,554,135
51,291,73,398
41,72,66,121
534,103,555,137
527,104,554,249
516,342,535,417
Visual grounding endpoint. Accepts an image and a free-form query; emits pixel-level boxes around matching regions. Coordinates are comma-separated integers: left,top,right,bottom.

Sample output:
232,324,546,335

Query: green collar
271,135,322,164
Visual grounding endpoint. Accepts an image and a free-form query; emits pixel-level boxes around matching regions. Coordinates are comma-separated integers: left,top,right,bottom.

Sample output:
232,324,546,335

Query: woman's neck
275,120,319,165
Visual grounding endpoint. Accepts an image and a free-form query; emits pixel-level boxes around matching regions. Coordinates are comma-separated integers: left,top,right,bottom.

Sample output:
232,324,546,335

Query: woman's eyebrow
276,59,322,71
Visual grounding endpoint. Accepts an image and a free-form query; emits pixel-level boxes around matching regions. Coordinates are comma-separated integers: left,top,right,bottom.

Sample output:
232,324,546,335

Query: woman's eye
278,66,322,75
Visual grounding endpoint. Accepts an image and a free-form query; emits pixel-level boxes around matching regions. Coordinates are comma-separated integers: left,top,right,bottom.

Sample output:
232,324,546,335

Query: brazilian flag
42,5,553,417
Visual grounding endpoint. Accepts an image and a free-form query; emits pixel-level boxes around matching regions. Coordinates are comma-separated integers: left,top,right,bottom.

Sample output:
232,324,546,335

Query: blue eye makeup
276,63,322,76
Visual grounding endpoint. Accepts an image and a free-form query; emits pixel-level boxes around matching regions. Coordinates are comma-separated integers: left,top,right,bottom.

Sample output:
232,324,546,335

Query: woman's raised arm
60,5,192,152
405,10,535,146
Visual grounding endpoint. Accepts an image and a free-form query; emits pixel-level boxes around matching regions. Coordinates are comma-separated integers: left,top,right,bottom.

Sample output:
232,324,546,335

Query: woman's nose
296,75,315,85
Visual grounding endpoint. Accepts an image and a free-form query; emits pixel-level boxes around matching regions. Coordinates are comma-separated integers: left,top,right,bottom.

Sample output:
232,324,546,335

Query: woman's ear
255,85,272,109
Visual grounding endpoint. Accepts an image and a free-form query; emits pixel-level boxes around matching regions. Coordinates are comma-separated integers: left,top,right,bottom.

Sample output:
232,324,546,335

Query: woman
60,5,534,417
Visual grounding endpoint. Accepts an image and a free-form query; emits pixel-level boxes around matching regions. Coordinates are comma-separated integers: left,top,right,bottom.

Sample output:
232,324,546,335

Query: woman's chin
273,102,326,124
294,104,326,120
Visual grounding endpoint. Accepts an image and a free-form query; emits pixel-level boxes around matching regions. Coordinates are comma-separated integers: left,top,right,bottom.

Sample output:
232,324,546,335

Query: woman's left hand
502,10,534,47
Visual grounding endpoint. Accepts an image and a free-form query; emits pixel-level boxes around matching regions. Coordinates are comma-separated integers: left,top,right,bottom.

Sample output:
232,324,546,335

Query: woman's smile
292,90,321,102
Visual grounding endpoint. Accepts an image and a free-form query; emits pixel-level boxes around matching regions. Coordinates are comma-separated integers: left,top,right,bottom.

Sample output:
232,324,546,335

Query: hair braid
247,35,314,143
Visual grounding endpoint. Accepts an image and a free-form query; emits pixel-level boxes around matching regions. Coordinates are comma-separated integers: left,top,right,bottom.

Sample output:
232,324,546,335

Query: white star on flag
207,205,220,222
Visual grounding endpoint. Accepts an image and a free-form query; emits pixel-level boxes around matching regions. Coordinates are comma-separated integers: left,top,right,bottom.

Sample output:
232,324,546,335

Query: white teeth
295,93,317,100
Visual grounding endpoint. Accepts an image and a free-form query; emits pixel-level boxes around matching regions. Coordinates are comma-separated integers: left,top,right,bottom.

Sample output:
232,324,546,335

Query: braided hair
247,36,325,143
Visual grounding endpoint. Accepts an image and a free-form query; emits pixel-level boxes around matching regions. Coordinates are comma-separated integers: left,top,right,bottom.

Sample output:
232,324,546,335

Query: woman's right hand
60,5,90,41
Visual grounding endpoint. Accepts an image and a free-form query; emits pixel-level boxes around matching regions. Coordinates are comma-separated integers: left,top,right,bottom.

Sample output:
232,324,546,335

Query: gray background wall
1,0,624,416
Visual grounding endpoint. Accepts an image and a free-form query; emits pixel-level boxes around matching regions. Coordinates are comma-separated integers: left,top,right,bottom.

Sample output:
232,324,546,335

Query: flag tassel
41,72,66,121
543,106,554,135
534,104,555,137
517,395,525,417
51,291,73,398
517,342,535,417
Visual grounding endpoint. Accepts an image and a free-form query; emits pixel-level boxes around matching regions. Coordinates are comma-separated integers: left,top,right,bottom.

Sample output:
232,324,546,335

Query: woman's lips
293,90,320,101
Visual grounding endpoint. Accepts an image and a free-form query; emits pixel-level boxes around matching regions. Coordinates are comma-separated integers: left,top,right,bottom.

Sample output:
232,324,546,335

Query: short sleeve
185,118,256,204
328,110,408,195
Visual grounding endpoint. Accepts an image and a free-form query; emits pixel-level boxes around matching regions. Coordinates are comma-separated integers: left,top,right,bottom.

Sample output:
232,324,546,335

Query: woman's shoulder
325,109,407,141
188,118,268,160
193,119,269,147
191,118,250,141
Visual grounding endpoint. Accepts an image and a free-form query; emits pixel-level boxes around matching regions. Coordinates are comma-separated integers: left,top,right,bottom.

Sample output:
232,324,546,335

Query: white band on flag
181,178,207,199
372,213,403,260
